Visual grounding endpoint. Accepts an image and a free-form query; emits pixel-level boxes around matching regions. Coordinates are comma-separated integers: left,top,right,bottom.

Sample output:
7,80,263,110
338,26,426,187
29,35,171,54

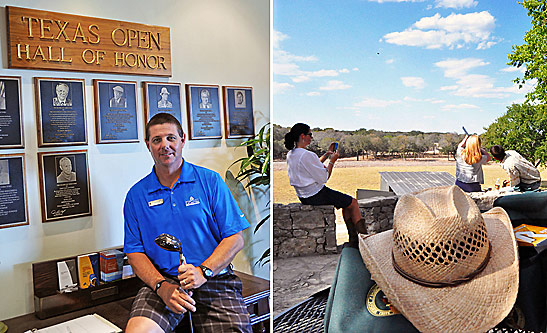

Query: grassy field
273,161,547,204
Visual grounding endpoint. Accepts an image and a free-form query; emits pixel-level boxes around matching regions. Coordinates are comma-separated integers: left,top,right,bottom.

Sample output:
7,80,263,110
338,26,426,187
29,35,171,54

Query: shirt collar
146,159,196,194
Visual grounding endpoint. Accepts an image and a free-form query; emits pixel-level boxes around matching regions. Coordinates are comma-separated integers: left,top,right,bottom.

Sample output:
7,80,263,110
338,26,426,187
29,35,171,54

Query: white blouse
286,148,328,198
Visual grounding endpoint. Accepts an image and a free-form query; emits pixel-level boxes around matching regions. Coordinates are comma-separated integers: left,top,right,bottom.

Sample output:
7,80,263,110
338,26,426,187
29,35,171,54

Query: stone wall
357,196,398,234
273,197,399,258
273,192,499,259
273,203,337,258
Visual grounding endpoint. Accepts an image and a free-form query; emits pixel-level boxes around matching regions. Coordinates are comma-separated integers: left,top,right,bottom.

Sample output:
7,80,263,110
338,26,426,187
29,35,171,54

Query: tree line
273,125,464,161
274,102,547,168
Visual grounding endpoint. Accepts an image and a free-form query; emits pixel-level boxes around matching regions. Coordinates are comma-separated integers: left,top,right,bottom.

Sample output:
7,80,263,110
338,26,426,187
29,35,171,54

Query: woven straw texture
360,186,519,333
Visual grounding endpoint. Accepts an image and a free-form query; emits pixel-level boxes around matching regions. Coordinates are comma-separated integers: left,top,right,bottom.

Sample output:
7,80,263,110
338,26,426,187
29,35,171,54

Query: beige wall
0,0,270,319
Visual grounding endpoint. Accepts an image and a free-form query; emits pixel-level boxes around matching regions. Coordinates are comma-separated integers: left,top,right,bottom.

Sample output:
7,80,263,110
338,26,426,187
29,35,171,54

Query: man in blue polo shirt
124,113,251,333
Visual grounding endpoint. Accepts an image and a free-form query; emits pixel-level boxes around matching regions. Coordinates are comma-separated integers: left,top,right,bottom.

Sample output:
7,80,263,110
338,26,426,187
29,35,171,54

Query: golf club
154,233,193,332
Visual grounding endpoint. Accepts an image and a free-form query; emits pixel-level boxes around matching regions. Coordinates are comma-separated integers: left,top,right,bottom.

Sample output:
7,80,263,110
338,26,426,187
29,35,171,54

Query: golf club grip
178,256,194,333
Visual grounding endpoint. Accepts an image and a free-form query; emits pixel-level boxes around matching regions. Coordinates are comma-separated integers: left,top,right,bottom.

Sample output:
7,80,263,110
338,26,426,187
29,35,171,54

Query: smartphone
462,126,469,135
333,142,338,152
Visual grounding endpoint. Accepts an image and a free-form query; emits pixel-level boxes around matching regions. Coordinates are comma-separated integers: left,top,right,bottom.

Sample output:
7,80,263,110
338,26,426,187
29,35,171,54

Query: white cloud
386,59,395,64
435,58,489,78
401,76,426,89
442,103,480,111
319,80,352,90
352,67,360,71
336,106,360,110
273,82,294,95
501,66,525,73
292,75,310,83
404,96,445,103
435,58,521,98
274,31,353,87
273,30,288,49
382,11,496,49
308,69,340,77
354,97,401,108
306,92,321,96
435,0,477,9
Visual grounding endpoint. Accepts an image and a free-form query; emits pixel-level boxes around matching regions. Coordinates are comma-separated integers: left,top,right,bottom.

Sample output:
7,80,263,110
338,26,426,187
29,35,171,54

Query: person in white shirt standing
284,123,364,247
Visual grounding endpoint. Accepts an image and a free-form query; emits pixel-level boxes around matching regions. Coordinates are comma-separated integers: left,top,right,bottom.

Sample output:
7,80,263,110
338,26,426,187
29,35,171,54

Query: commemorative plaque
143,82,182,125
38,150,91,222
35,78,87,147
185,84,222,140
223,86,255,138
0,154,28,229
0,77,24,148
93,79,138,143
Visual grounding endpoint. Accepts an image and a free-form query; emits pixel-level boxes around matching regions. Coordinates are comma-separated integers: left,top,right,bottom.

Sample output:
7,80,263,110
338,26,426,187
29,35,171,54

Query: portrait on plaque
38,150,91,222
143,82,182,125
35,78,87,147
0,154,28,229
93,80,138,144
56,156,77,184
185,84,222,140
110,86,127,108
0,76,23,148
222,86,255,139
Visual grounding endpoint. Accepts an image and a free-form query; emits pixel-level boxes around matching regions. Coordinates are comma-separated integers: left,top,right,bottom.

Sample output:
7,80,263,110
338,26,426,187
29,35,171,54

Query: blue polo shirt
123,160,249,277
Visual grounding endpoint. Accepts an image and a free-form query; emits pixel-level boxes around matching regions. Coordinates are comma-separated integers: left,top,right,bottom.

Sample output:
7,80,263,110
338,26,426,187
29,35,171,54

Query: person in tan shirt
490,145,541,191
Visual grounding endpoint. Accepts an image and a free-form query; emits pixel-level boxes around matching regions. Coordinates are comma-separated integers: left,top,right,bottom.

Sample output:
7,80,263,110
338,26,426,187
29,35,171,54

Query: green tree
508,0,547,103
483,103,547,167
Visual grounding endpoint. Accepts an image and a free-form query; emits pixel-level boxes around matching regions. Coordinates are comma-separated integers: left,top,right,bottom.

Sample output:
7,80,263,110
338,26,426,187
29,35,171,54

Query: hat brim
359,207,519,333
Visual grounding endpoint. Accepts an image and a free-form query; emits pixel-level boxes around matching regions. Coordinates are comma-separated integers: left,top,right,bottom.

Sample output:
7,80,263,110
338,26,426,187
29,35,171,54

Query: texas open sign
6,6,172,77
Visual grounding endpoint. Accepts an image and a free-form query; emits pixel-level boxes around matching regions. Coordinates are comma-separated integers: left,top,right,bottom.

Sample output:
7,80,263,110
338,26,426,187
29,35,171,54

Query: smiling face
56,84,69,101
59,158,72,175
146,123,185,171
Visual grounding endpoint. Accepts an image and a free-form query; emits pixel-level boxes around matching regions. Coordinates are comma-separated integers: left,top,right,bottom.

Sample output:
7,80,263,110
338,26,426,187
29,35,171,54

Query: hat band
391,241,491,288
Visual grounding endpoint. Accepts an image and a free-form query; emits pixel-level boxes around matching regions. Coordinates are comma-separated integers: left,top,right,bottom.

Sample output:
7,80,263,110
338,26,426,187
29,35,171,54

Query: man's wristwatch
154,279,168,293
199,265,213,280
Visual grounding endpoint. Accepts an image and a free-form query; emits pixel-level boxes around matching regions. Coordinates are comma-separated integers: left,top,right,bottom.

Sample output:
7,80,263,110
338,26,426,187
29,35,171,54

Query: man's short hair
56,82,69,91
146,113,184,141
490,145,506,160
59,157,71,168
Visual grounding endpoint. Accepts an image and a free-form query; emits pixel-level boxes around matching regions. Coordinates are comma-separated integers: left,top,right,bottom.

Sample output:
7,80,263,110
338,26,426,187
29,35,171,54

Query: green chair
324,247,418,332
494,191,547,332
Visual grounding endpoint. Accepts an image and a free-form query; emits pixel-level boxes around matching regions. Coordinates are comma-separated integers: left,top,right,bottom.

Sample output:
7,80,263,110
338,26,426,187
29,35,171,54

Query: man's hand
178,263,207,290
157,281,196,314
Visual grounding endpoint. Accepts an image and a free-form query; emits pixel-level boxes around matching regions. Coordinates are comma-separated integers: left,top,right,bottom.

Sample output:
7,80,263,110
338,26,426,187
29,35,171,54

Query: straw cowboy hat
359,185,519,333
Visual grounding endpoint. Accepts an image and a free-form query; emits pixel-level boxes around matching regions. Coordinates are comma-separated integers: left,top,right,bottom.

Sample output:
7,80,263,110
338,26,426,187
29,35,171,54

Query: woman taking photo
284,123,363,246
455,134,491,192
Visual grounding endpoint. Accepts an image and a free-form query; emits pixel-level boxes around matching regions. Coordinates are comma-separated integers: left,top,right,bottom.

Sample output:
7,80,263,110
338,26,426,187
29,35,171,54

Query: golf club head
154,233,182,253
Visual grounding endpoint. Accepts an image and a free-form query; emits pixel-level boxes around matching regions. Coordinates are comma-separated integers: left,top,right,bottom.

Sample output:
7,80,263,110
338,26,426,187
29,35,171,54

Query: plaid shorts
130,273,251,332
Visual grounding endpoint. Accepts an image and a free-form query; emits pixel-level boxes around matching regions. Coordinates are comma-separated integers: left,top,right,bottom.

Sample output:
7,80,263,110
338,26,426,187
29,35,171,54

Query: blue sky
273,0,534,134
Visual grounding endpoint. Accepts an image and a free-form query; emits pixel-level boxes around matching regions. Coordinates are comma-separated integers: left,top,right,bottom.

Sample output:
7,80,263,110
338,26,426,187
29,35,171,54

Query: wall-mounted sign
6,6,172,77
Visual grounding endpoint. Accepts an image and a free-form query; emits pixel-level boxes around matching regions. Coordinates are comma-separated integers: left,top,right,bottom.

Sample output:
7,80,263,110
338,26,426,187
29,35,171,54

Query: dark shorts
299,186,353,209
517,180,541,192
129,274,251,333
455,179,482,193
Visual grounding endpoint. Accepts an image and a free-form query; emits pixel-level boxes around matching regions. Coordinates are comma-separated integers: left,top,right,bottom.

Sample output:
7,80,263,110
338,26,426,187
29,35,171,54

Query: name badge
148,198,163,207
